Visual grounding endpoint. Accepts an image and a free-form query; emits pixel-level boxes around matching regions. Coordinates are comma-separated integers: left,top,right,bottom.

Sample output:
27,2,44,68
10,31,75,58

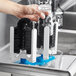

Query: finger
42,11,49,16
25,4,39,15
36,10,45,19
24,4,46,19
31,4,39,9
21,14,39,21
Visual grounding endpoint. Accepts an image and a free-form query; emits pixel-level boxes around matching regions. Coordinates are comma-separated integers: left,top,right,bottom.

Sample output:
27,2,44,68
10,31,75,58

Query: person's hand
16,4,49,21
0,0,49,21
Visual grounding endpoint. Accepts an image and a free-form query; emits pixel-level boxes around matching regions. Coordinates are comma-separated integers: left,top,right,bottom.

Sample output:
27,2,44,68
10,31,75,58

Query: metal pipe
57,0,76,11
58,29,76,34
64,11,76,15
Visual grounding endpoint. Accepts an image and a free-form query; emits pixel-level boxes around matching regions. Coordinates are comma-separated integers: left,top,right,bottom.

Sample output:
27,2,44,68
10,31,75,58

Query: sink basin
0,47,76,76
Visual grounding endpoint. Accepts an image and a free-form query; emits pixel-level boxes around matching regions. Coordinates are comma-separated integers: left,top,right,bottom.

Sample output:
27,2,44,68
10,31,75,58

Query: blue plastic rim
15,55,55,66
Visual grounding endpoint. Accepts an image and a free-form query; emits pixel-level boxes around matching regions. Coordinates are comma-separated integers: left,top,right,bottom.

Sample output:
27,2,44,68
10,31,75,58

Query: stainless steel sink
0,47,76,76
